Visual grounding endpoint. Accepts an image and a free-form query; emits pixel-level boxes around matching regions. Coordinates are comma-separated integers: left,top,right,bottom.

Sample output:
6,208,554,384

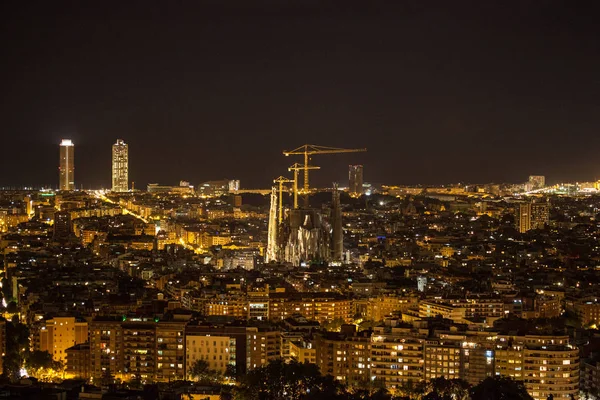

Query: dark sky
1,0,599,189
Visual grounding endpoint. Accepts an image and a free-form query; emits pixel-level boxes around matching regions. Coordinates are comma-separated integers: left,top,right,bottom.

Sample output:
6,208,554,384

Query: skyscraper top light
112,139,128,192
59,139,74,191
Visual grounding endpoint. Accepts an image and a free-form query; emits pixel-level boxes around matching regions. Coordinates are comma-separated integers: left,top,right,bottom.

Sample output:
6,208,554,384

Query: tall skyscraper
112,139,128,192
348,165,363,196
331,184,343,262
59,139,75,190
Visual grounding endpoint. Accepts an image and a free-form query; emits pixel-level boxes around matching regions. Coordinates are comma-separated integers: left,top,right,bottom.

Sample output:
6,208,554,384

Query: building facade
38,317,88,363
528,175,545,190
349,165,363,196
112,139,128,192
516,202,550,233
370,327,424,392
59,139,75,190
495,335,579,400
65,343,91,379
314,327,371,386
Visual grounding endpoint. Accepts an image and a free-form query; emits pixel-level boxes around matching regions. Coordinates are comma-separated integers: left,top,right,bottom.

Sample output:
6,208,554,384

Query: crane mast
273,176,293,224
283,144,367,196
288,163,319,209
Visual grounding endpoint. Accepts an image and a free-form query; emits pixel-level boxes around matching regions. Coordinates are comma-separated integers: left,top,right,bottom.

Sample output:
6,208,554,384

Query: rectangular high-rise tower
59,139,75,190
112,139,128,192
348,165,363,196
528,175,545,190
516,201,549,233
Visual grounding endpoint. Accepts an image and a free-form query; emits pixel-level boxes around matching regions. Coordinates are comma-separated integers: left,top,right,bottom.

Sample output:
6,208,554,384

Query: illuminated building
185,324,247,376
154,321,186,382
247,287,270,321
289,340,316,364
38,317,88,363
276,188,343,265
349,165,364,196
266,187,278,262
459,340,495,386
81,229,105,245
521,295,562,319
229,179,240,192
268,292,352,324
417,276,427,292
314,326,371,386
112,139,128,192
233,194,242,207
246,326,281,370
53,210,72,239
197,179,239,197
120,320,186,382
266,179,344,265
581,359,600,399
186,333,234,377
89,318,124,381
147,183,194,195
494,341,523,380
59,139,75,190
421,334,494,384
89,317,185,382
363,295,419,322
444,296,505,320
571,297,600,326
223,249,259,270
370,327,425,391
516,201,550,233
122,322,156,380
65,343,91,379
201,232,232,248
331,185,343,261
528,175,545,190
424,339,463,381
419,300,466,322
205,294,248,318
0,211,29,233
495,335,579,400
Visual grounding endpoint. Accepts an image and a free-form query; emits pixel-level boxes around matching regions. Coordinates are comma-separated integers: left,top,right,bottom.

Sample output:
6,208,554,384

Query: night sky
1,1,599,189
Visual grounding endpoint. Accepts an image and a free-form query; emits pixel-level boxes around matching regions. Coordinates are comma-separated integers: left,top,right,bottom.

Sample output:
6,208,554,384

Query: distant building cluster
2,185,600,399
57,139,242,198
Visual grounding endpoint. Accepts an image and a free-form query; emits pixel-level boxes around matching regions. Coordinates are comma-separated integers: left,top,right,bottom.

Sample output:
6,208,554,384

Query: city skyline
3,2,600,399
16,137,600,191
1,1,600,188
0,0,600,400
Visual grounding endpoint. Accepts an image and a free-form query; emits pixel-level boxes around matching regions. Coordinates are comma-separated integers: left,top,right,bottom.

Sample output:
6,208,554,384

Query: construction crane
283,144,367,194
288,163,319,209
273,176,293,224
